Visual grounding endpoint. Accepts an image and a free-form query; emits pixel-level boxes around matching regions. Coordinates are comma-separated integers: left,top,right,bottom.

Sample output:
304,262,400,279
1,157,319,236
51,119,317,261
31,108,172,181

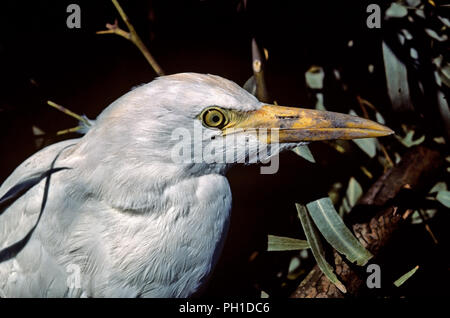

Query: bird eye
201,107,228,129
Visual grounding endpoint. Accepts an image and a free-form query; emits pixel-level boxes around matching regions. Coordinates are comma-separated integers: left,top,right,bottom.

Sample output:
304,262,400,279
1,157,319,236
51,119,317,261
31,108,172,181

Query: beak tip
385,127,395,136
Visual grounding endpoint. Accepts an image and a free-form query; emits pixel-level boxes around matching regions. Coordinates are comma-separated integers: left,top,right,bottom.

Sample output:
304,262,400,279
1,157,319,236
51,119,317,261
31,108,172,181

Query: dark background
0,0,448,297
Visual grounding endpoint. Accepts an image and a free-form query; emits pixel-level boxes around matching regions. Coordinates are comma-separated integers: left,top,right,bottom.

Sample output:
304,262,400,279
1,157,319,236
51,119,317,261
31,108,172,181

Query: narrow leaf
306,197,373,266
353,138,377,157
375,112,385,125
349,110,377,157
429,182,447,194
382,41,414,112
385,2,408,18
436,190,450,208
394,265,419,287
296,204,347,293
287,256,304,280
396,130,425,148
305,66,324,89
315,93,327,111
243,75,257,96
346,177,363,208
292,145,316,163
267,235,309,251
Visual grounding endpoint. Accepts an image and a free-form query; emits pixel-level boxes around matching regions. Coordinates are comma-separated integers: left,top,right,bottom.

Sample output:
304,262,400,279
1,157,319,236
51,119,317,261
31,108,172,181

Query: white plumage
0,73,392,297
0,73,262,297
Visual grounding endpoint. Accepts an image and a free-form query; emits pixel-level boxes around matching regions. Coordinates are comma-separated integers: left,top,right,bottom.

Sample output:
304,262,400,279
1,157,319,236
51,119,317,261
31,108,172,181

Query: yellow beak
224,105,393,143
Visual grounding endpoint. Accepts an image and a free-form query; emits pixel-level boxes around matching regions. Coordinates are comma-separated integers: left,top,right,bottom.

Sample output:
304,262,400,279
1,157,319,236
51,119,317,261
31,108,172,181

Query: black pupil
212,115,220,123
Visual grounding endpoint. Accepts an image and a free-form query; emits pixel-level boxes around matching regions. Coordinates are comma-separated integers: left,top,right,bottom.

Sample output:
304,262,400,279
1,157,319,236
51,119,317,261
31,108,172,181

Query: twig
418,209,439,244
56,126,83,136
379,142,394,169
97,0,165,76
356,96,370,119
47,101,90,127
356,96,377,113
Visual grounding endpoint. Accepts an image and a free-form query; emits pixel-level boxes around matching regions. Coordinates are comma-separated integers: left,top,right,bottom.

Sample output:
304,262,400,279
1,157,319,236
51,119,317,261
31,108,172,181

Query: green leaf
433,136,446,144
383,41,414,112
306,197,373,266
296,204,347,293
315,93,326,111
394,152,402,164
411,209,437,224
346,177,363,208
429,182,447,194
353,138,377,158
267,235,310,251
305,66,324,89
375,112,385,125
349,110,377,157
292,145,316,163
385,2,408,19
394,266,419,287
243,75,256,96
287,256,304,280
328,182,343,205
288,256,301,274
396,130,425,148
438,62,450,88
436,190,450,208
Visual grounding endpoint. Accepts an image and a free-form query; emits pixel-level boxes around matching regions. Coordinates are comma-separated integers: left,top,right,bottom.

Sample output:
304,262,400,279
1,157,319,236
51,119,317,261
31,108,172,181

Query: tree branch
97,0,165,76
291,146,444,298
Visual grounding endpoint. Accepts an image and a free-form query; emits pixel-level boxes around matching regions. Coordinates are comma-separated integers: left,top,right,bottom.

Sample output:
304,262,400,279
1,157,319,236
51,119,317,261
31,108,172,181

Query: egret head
77,73,392,177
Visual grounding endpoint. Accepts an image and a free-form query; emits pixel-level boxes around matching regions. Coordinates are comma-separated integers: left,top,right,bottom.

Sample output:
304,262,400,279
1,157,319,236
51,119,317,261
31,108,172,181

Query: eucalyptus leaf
385,2,408,19
411,209,437,224
394,152,402,164
349,110,377,157
396,130,425,148
415,9,425,18
411,210,422,224
292,145,316,163
267,235,310,251
438,62,450,88
306,197,373,266
341,197,351,215
328,182,343,205
425,28,448,42
340,176,363,216
296,204,347,293
429,182,447,194
375,112,385,125
406,0,420,7
394,266,419,287
243,75,257,96
382,41,414,112
315,93,326,111
436,190,450,208
287,256,304,280
288,256,301,274
353,138,377,158
438,16,450,28
436,89,450,141
433,137,446,144
305,66,324,89
261,290,269,298
346,177,363,208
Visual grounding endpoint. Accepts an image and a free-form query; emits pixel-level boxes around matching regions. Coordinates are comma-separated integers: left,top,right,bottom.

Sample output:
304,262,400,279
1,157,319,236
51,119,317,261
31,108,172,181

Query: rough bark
291,146,444,298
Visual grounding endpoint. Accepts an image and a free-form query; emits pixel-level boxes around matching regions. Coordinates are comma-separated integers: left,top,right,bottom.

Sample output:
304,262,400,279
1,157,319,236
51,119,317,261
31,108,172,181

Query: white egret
0,73,392,297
